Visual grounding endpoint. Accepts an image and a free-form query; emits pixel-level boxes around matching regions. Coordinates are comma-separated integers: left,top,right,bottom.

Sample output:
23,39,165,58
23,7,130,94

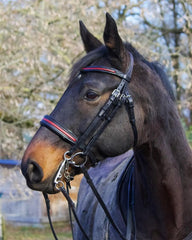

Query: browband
81,66,131,82
80,52,134,82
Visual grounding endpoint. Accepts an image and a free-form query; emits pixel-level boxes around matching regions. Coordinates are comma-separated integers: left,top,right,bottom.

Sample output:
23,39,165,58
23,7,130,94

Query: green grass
4,221,72,240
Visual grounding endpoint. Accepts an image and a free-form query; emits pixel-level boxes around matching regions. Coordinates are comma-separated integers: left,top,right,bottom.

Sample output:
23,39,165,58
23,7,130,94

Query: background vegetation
4,222,72,240
0,0,192,161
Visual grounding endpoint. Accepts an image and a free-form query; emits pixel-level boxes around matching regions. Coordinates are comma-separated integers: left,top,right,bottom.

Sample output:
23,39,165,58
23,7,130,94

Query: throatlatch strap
40,115,77,144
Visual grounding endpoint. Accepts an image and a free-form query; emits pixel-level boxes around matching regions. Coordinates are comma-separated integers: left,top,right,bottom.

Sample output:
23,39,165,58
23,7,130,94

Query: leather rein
40,52,137,240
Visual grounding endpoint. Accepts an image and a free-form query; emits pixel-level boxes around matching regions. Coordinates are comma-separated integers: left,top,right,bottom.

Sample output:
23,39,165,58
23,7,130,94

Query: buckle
112,89,120,98
125,94,134,108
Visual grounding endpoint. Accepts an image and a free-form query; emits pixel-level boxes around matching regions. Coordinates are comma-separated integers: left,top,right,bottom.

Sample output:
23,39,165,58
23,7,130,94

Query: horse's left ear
103,13,128,70
79,20,103,53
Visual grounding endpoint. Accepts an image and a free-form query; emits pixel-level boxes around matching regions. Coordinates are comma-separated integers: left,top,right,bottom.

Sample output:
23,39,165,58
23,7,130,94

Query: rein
41,52,137,240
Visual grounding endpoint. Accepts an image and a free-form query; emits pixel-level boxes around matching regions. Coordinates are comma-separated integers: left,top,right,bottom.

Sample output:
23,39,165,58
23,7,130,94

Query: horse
21,13,192,239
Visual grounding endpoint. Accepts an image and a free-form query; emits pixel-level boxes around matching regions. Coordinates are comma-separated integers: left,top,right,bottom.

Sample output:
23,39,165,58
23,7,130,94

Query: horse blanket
73,150,134,240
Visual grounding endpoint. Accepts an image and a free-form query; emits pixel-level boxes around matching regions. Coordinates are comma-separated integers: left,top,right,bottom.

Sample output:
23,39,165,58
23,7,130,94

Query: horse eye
85,90,99,101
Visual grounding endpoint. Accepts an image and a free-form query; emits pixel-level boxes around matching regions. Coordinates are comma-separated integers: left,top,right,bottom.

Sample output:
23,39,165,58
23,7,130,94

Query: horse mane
124,43,175,101
69,42,175,101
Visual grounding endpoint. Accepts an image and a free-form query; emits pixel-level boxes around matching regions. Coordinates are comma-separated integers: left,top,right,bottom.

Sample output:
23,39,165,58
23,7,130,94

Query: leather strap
80,165,127,240
40,115,77,144
43,192,59,240
81,66,131,82
43,188,89,240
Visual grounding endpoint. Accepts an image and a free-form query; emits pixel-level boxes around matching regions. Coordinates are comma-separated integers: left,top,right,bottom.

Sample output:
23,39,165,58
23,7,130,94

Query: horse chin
26,177,58,194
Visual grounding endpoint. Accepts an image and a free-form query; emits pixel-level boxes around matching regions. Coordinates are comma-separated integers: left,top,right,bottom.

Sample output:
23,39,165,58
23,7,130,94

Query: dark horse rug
74,150,134,240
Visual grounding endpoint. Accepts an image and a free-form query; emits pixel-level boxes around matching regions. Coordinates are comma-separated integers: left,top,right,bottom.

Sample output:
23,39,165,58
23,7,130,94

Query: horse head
21,13,170,193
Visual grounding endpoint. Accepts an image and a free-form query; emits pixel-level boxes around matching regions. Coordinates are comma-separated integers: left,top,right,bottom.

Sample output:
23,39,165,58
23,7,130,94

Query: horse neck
133,107,192,239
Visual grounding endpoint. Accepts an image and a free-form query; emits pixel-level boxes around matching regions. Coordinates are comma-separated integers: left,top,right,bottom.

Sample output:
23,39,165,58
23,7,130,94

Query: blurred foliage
5,221,72,240
0,0,191,159
186,126,192,147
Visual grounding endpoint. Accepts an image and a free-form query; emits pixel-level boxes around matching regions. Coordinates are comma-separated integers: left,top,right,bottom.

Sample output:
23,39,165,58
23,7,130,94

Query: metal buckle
55,180,65,190
112,89,120,98
54,151,86,187
54,151,71,185
120,94,126,103
126,94,134,107
70,152,87,168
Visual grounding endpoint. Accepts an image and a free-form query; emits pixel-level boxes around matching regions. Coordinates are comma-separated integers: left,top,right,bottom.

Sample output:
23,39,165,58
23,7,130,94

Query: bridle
41,52,137,182
40,52,137,240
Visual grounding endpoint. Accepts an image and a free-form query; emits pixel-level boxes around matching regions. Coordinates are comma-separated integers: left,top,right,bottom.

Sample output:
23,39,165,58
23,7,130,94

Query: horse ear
103,13,128,69
79,20,103,53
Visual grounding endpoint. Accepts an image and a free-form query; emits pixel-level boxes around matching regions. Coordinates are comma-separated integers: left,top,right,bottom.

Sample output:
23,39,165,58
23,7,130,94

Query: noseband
40,52,137,240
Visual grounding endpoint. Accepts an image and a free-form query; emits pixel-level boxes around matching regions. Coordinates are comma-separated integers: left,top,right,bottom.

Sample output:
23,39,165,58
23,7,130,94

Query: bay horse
21,13,192,239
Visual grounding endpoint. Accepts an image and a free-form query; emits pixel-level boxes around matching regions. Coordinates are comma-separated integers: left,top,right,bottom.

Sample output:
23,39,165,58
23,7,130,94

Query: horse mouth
25,176,57,194
25,165,81,194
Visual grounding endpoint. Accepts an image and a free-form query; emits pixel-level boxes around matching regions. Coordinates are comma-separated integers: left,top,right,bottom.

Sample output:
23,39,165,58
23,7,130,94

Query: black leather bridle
41,53,137,157
40,52,137,240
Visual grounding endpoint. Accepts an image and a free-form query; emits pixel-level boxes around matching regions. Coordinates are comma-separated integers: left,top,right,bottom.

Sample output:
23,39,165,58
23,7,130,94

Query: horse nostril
25,160,43,184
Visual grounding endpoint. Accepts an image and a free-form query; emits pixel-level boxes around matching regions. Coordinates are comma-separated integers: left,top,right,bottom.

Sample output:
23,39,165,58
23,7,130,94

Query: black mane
125,43,175,101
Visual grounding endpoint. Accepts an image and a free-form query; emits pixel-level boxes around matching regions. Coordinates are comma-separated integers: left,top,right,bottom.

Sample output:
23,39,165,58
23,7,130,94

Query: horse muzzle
21,134,86,193
21,132,69,193
21,157,56,193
